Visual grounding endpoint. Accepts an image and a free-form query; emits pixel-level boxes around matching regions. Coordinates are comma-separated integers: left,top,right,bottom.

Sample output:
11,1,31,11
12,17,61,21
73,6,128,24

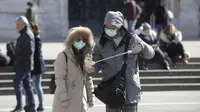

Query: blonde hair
31,24,40,34
65,26,95,48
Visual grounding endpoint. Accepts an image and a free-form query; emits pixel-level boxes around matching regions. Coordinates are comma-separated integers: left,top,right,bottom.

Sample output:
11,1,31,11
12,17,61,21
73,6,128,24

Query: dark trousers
13,71,35,107
106,103,138,112
139,48,169,69
165,42,185,62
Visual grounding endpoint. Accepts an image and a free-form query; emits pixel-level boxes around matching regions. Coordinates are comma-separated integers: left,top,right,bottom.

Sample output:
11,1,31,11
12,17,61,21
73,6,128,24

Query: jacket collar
99,26,131,49
19,26,27,34
64,46,92,64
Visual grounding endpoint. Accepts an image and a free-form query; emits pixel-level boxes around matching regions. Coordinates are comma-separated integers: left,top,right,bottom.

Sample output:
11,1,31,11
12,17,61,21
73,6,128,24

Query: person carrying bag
85,11,155,112
93,34,131,108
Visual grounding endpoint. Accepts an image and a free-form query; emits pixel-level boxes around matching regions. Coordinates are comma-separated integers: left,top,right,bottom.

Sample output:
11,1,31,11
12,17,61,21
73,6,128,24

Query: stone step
0,72,54,80
43,58,200,64
0,79,51,88
92,76,200,85
145,62,200,69
1,76,200,88
0,76,200,88
137,69,200,77
1,69,200,80
1,83,200,95
0,65,54,73
0,62,199,73
141,83,200,91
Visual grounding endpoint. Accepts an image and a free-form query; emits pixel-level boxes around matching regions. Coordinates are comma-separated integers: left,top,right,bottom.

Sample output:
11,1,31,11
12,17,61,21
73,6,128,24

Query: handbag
49,52,67,94
93,35,131,108
49,73,56,94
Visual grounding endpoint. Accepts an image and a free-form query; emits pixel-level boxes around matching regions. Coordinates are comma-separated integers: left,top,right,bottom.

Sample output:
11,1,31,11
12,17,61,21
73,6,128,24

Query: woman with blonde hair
52,26,95,112
159,24,189,64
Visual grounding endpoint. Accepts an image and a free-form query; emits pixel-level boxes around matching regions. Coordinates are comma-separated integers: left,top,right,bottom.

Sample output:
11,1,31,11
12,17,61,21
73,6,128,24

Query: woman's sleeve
175,31,183,42
54,52,68,104
92,44,102,73
85,76,95,103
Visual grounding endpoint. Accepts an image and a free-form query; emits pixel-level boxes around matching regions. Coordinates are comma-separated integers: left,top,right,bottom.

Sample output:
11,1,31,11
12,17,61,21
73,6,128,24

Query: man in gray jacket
11,16,36,112
86,11,155,112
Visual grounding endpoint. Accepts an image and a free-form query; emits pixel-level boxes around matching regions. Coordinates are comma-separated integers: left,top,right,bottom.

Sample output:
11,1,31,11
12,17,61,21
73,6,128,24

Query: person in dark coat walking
25,24,46,112
11,16,36,112
154,4,168,36
25,1,36,25
123,0,142,33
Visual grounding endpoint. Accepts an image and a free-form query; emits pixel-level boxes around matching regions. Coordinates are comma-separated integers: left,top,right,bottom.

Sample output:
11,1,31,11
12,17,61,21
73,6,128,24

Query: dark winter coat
13,27,35,73
31,35,46,75
154,6,168,25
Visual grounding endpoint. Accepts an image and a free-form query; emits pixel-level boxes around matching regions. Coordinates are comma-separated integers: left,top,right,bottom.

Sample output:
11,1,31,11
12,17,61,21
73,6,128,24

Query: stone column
161,0,180,18
59,0,69,38
194,0,200,37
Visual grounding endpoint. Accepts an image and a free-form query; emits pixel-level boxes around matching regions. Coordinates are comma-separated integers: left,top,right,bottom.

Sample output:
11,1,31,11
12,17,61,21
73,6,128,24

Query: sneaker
24,106,36,112
10,105,22,112
166,66,170,71
183,59,189,64
140,66,148,70
37,107,44,112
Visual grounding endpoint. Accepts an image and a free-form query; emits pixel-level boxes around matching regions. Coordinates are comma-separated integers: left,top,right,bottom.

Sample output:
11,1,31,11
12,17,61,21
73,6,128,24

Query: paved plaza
0,91,199,112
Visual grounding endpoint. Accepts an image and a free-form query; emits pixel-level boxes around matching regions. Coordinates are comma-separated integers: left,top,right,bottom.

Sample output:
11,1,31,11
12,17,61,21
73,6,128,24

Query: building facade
0,0,199,42
162,0,199,39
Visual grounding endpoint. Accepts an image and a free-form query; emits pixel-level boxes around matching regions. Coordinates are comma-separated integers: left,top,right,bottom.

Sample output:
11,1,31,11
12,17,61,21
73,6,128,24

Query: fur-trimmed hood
65,26,95,49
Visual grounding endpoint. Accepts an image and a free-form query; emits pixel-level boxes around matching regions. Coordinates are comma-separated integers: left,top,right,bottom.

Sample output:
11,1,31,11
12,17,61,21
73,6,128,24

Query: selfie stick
95,50,132,64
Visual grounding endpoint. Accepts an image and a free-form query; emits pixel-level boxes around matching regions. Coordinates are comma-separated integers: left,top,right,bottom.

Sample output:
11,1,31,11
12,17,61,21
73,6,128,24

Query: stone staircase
0,58,200,95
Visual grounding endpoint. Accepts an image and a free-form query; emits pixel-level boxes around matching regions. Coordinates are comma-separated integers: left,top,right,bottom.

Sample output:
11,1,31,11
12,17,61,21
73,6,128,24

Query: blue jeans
156,23,165,37
125,19,137,33
25,74,44,108
13,71,35,107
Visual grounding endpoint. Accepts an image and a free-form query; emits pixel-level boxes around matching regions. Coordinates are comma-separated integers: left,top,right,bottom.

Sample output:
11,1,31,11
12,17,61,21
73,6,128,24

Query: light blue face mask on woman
104,28,117,37
73,40,86,50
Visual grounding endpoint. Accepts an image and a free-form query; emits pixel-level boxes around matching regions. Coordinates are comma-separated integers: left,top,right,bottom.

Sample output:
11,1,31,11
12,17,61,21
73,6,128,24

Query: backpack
0,52,10,67
49,52,67,94
6,41,16,66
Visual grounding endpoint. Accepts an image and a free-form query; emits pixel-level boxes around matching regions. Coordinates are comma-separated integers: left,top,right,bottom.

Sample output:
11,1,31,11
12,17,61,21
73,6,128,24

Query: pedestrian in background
154,4,168,36
25,24,46,112
123,0,142,33
11,16,36,112
25,1,36,25
52,26,95,112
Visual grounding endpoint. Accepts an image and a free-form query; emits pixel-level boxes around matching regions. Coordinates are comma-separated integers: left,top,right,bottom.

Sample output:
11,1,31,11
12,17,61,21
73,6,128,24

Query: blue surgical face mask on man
104,28,118,37
73,40,86,50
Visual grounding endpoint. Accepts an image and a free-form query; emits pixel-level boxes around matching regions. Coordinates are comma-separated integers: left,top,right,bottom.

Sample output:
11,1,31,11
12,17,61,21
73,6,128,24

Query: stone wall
0,0,27,42
0,0,199,42
0,0,68,42
173,0,199,39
